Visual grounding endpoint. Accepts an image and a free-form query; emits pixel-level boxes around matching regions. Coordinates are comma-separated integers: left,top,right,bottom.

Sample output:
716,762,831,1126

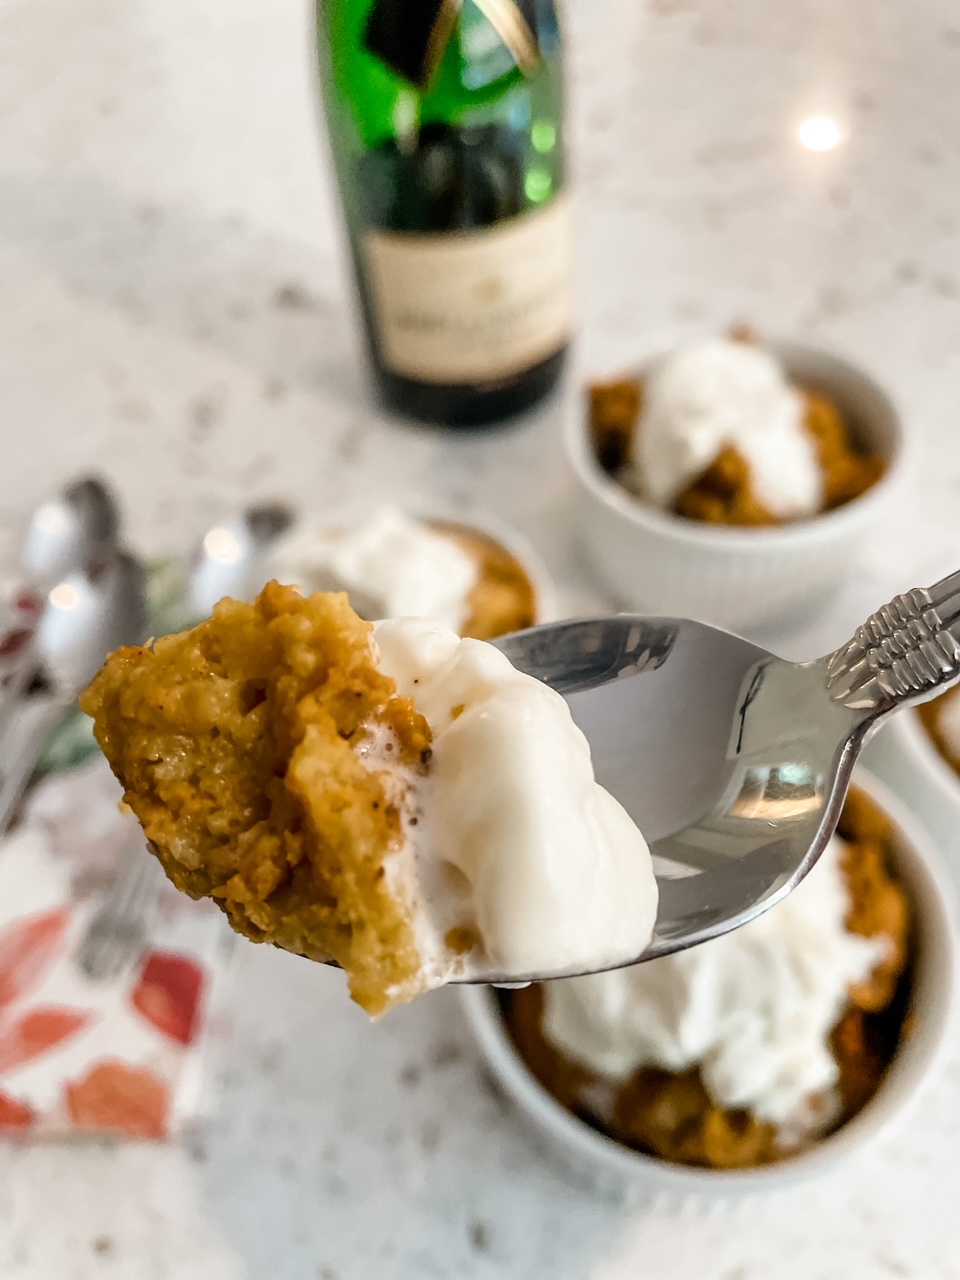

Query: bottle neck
324,0,558,150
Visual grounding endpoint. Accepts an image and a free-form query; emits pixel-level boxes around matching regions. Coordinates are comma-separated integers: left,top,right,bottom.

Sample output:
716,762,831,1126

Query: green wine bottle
317,0,571,426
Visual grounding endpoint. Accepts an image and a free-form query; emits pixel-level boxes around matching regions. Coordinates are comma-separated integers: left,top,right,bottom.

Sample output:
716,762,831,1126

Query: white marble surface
3,0,960,1275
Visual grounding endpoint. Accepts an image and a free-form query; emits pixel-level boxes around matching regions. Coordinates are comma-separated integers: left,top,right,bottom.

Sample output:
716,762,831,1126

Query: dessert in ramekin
916,691,960,780
589,335,884,528
269,505,553,641
461,771,955,1200
863,695,960,895
566,339,902,630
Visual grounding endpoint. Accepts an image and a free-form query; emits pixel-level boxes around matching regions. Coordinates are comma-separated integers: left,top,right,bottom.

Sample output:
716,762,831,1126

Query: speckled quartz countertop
4,0,960,1276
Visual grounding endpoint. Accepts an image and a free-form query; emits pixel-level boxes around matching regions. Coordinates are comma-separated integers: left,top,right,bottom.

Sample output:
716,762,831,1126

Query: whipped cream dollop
542,837,887,1136
630,338,823,519
369,618,658,981
271,507,478,632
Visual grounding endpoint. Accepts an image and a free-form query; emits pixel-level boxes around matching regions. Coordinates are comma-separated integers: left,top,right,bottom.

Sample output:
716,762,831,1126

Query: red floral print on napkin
0,1007,92,1074
66,1060,169,1139
0,909,70,1009
0,1090,34,1129
131,951,205,1046
0,628,31,661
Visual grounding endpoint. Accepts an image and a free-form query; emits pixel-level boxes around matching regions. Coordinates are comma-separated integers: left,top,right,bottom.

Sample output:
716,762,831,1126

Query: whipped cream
630,338,823,519
542,836,887,1138
271,507,478,632
368,618,658,983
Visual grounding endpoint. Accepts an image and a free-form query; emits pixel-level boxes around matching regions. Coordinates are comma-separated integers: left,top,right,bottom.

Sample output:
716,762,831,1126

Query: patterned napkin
0,757,232,1140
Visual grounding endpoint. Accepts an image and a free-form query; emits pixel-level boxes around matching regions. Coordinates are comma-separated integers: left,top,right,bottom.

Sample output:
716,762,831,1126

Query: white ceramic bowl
565,341,903,631
460,770,956,1206
862,709,960,900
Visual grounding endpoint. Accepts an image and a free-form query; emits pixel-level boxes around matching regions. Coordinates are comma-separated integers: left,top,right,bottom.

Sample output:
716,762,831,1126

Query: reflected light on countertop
203,527,241,564
797,115,845,153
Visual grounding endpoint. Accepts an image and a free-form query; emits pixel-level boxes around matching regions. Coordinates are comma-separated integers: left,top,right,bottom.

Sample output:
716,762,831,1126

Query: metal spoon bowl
35,551,146,693
185,502,295,622
0,550,147,832
468,569,960,982
21,476,120,591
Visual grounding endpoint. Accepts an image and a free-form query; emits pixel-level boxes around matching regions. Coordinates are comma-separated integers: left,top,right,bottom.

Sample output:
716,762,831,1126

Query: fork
76,840,161,982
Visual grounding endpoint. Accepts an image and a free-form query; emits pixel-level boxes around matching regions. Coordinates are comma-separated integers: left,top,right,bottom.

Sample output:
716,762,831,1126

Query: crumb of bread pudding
79,581,433,1015
835,787,909,1014
804,390,887,510
589,379,642,475
502,784,911,1169
673,444,780,526
431,521,537,640
588,372,885,527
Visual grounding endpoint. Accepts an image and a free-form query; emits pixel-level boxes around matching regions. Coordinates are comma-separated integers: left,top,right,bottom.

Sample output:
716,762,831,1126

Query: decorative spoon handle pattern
827,571,960,710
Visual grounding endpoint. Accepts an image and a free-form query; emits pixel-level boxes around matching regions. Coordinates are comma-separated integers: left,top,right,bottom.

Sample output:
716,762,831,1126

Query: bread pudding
501,785,910,1169
80,584,431,1014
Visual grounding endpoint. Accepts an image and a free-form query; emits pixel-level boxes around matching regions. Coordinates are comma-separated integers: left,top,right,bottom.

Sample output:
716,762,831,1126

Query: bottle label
362,194,572,385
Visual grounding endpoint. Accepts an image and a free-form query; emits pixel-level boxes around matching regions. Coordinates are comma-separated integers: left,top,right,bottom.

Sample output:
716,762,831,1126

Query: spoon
21,476,120,591
184,502,295,622
473,570,960,980
0,550,147,833
1,476,122,701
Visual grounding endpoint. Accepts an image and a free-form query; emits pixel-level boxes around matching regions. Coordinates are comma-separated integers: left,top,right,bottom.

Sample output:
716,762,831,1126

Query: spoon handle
825,570,960,712
0,694,69,835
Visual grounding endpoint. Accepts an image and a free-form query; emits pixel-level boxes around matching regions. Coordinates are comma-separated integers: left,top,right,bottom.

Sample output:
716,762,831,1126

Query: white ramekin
862,710,960,901
460,769,956,1208
564,341,904,631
